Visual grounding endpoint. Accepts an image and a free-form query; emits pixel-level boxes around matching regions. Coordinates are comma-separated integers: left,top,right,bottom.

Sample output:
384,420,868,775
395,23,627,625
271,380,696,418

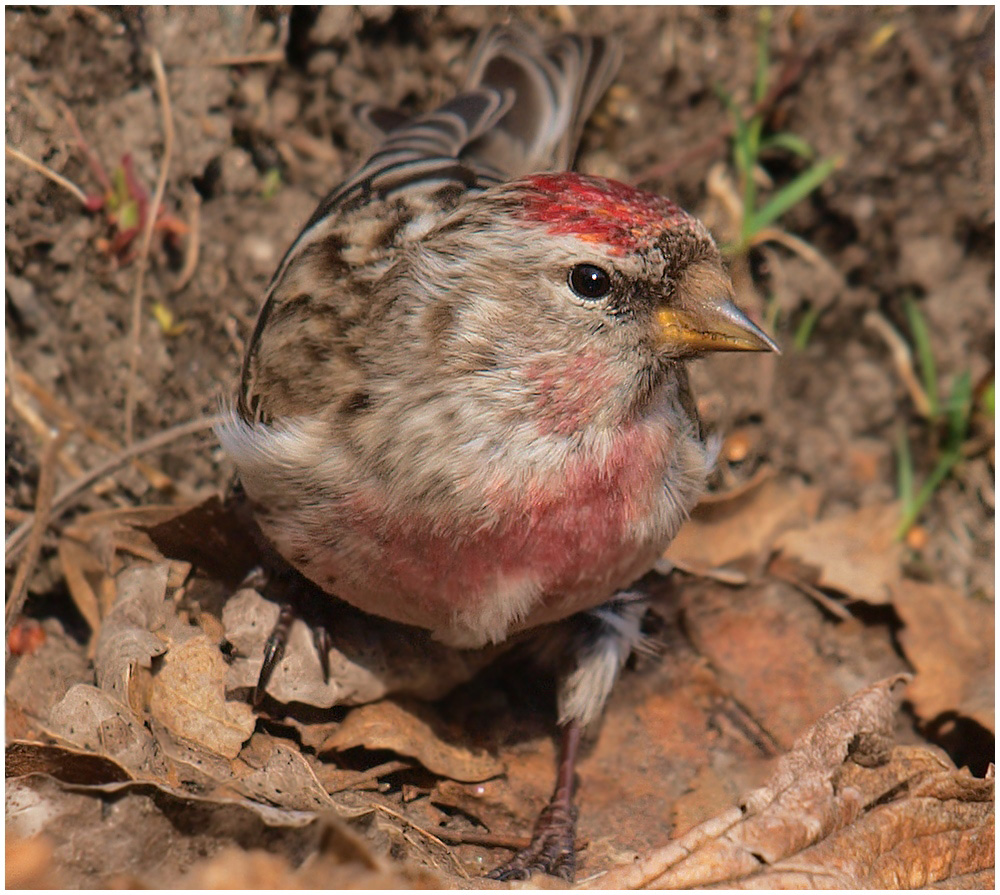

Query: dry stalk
12,365,171,489
5,145,89,205
123,46,175,446
5,415,222,565
6,428,70,635
201,49,286,67
171,187,201,293
864,310,934,418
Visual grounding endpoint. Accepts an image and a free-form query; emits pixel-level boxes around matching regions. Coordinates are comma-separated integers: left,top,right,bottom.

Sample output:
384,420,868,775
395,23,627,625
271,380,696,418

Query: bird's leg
487,591,651,880
253,572,333,706
227,481,335,704
486,718,582,881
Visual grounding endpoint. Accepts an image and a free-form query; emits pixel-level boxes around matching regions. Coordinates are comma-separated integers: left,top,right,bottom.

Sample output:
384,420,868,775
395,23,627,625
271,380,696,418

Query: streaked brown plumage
218,26,776,880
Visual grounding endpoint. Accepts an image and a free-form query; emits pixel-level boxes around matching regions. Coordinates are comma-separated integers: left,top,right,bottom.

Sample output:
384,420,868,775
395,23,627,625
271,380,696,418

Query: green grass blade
946,370,972,447
903,295,940,419
760,132,816,160
897,447,962,539
980,378,994,416
746,156,839,235
793,303,822,351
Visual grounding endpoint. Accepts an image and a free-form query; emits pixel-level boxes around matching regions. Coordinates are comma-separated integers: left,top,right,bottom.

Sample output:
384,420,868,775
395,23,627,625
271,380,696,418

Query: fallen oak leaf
233,733,346,811
46,684,165,780
150,632,256,760
774,502,904,604
319,698,504,783
667,474,821,571
891,579,994,734
582,675,989,888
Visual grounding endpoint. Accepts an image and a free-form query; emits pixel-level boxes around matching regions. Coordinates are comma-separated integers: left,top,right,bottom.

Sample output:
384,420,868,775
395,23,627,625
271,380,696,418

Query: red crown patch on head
515,173,688,255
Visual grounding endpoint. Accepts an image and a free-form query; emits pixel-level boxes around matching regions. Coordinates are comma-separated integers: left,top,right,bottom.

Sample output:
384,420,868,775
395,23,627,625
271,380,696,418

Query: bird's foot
486,798,579,881
253,578,332,706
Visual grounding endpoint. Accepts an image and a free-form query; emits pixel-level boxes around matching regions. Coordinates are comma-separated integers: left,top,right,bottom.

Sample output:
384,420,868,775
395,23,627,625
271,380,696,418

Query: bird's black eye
568,264,612,300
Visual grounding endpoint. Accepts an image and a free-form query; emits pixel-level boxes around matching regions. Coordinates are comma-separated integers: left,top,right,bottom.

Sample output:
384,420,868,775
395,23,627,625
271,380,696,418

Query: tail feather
463,27,623,176
340,27,622,209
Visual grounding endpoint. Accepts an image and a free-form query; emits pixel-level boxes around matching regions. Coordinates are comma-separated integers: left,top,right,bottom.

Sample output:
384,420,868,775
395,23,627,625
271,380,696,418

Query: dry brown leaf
149,716,251,790
149,633,257,759
774,502,903,603
584,676,994,889
892,580,995,733
93,562,171,704
57,506,197,651
142,495,270,587
5,740,135,785
320,699,504,783
667,474,821,571
5,618,91,721
679,579,864,748
3,772,363,888
46,684,165,778
232,733,345,811
223,587,499,709
749,761,994,888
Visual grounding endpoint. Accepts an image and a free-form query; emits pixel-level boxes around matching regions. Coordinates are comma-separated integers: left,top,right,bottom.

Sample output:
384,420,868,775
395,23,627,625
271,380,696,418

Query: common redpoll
218,26,776,880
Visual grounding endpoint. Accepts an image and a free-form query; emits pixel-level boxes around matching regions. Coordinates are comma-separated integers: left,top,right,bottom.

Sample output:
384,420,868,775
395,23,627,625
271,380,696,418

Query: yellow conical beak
655,259,780,354
656,300,779,354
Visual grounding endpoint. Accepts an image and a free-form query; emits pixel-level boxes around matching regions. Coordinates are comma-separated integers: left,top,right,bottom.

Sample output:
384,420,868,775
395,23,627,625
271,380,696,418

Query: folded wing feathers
317,27,621,218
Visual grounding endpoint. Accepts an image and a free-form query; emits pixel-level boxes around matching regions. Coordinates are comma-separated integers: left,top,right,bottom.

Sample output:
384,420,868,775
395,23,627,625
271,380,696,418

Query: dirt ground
5,6,994,889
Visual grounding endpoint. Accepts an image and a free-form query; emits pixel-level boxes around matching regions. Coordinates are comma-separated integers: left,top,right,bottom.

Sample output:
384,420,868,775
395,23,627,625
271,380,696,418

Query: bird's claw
254,600,332,705
486,800,579,881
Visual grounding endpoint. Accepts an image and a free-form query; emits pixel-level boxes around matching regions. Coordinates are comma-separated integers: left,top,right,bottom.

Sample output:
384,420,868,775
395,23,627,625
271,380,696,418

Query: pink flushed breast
309,419,673,640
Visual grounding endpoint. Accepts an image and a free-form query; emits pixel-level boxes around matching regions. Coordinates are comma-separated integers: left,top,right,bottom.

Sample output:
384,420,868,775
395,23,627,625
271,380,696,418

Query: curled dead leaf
150,633,256,759
320,699,503,783
667,474,821,572
585,676,994,889
774,503,904,604
892,579,994,734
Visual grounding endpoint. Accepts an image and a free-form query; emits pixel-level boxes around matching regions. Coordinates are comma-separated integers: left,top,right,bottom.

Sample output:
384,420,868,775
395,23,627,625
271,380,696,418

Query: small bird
218,26,776,880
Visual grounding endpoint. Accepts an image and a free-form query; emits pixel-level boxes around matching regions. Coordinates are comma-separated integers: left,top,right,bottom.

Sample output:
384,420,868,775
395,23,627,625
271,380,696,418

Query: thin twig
770,567,854,621
5,144,89,205
5,415,222,564
171,188,201,293
11,365,173,490
201,48,286,67
864,310,934,418
432,828,533,851
751,225,842,279
7,429,70,636
58,99,112,192
6,352,85,479
325,759,412,794
124,46,175,446
373,804,471,880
